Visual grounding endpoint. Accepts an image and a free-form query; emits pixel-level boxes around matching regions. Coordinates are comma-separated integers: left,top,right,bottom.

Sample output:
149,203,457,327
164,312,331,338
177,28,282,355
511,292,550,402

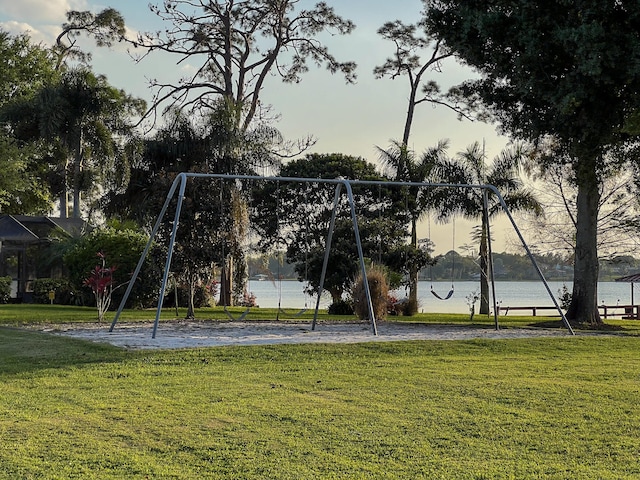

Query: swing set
109,173,574,337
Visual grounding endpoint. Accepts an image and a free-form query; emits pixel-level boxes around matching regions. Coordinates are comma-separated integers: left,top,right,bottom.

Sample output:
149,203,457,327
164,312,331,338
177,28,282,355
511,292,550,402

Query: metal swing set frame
109,173,575,338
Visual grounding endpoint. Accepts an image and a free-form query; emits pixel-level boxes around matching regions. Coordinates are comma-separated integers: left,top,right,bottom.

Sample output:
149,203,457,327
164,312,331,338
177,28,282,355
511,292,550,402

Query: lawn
1,307,640,479
4,303,640,333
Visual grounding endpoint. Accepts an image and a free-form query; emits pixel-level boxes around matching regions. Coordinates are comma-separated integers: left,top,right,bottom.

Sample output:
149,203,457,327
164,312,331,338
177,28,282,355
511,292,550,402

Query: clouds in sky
0,0,82,23
0,0,89,43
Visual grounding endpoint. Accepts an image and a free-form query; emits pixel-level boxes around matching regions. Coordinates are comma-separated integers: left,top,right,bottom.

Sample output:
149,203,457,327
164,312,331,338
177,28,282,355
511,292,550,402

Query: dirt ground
44,320,574,350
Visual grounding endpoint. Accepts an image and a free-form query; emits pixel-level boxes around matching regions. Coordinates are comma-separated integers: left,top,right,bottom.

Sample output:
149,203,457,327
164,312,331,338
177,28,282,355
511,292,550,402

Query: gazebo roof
614,273,640,283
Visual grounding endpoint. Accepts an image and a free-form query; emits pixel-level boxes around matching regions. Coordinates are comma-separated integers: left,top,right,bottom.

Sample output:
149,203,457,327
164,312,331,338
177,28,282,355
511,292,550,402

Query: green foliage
0,132,53,214
425,0,640,323
252,153,409,303
55,8,127,68
3,66,146,218
0,31,59,214
327,299,354,316
0,30,58,106
63,227,157,308
0,276,11,304
31,278,76,305
425,0,640,154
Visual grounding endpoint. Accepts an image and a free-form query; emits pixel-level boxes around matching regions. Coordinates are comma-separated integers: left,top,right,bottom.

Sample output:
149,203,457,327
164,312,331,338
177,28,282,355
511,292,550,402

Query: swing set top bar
160,171,497,192
109,172,574,337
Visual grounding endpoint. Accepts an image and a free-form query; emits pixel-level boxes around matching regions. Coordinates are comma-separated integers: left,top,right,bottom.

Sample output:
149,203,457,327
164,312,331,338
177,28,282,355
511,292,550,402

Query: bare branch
122,0,356,132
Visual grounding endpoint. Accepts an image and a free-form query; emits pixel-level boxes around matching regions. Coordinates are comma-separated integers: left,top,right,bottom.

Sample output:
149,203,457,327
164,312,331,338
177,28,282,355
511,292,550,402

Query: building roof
614,273,640,283
0,215,86,244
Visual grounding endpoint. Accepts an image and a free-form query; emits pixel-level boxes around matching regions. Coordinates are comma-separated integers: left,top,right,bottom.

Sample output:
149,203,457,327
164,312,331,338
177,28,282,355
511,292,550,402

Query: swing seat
431,286,454,300
278,307,308,318
223,305,251,321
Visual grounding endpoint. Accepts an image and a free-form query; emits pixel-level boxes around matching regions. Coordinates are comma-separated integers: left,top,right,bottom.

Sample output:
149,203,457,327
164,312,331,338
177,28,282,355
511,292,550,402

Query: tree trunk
407,216,419,315
59,158,69,219
186,278,195,319
329,289,343,305
59,191,68,219
566,159,602,325
219,259,233,306
72,131,83,219
479,221,490,315
402,83,419,146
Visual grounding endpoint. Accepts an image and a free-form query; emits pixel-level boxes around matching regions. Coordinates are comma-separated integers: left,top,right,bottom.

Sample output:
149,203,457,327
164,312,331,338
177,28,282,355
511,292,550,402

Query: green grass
3,303,640,335
1,320,640,479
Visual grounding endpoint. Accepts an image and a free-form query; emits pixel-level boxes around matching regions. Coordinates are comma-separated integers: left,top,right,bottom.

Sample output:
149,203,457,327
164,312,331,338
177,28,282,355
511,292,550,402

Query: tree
0,30,60,214
443,142,541,315
522,150,640,260
129,0,356,134
113,1,356,305
0,31,59,104
425,0,640,325
374,16,475,315
374,19,468,146
3,68,146,218
110,111,231,316
251,153,409,305
104,103,276,310
0,133,52,214
377,140,448,314
54,8,126,69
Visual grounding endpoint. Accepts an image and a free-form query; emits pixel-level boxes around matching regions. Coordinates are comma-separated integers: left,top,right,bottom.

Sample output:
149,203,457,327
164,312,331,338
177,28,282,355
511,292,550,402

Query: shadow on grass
528,319,627,331
0,327,130,376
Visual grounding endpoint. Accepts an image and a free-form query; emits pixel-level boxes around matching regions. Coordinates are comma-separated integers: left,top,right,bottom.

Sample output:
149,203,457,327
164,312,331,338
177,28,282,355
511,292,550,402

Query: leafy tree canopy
425,0,640,160
0,30,59,106
0,30,60,214
251,153,412,303
54,8,126,69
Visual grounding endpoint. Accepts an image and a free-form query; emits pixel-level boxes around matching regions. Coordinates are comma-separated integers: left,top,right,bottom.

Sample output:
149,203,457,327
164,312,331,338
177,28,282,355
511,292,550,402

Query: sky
0,0,523,254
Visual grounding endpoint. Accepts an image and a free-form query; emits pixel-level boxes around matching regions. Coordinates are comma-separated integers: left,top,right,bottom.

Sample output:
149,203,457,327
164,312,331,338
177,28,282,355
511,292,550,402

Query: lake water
244,279,637,315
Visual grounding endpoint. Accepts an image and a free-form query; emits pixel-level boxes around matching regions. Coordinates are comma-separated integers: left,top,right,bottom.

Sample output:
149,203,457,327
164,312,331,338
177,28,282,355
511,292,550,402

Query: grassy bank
1,323,639,478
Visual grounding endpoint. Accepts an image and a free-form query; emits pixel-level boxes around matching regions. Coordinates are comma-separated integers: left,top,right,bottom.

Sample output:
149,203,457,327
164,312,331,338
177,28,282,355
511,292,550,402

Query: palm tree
32,68,145,218
445,142,542,314
378,140,449,314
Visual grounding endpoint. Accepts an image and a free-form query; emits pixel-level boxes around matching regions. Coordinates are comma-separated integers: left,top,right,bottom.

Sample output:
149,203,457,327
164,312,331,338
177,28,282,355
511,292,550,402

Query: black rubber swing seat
431,286,454,300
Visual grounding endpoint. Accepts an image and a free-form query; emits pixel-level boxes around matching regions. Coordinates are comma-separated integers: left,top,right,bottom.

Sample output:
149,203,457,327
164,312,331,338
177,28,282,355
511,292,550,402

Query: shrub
558,284,572,310
63,227,160,309
351,264,389,321
83,252,116,323
327,299,354,315
32,278,76,305
0,276,11,304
